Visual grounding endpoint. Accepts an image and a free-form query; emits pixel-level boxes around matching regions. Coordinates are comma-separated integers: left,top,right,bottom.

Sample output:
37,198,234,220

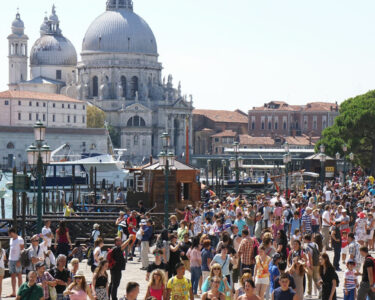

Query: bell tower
8,10,28,89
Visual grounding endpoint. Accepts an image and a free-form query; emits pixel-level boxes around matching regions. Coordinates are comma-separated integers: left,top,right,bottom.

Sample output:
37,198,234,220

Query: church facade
7,0,193,164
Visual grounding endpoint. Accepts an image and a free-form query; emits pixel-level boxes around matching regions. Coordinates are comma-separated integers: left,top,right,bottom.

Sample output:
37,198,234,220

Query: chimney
150,156,153,165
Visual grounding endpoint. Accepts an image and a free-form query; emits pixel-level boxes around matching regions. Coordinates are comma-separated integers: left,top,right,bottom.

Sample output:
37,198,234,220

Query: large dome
82,9,157,55
30,35,77,66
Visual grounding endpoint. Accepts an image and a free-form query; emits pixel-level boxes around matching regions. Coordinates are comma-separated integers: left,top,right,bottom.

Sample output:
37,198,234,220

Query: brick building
248,101,339,137
193,109,247,154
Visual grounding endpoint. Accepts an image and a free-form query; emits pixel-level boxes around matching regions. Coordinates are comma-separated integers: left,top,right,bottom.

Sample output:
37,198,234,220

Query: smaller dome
30,35,77,66
11,12,24,35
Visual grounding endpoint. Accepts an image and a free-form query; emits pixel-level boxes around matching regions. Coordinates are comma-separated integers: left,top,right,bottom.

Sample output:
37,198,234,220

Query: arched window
7,142,15,149
127,116,146,127
121,76,127,97
92,76,98,97
130,76,139,99
268,122,272,130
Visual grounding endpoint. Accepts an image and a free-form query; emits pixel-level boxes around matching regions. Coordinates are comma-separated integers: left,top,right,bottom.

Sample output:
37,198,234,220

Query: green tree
108,125,121,148
318,90,375,174
87,105,105,128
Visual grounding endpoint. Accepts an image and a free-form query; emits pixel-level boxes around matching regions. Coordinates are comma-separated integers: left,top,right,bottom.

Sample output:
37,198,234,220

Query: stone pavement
2,249,373,300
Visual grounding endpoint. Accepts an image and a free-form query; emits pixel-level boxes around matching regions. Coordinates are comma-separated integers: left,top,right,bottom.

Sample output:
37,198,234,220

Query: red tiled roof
304,102,338,112
0,90,84,103
193,109,248,123
211,130,237,137
284,135,315,146
251,101,337,112
239,135,275,145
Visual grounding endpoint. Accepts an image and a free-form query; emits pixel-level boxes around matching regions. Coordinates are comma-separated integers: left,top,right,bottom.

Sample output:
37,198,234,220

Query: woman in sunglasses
201,276,225,300
201,264,230,294
145,269,167,300
64,271,94,300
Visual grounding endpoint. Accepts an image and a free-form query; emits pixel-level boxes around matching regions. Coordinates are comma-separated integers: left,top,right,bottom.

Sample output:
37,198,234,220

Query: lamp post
342,144,348,183
319,144,326,189
221,159,226,197
283,143,291,198
230,142,243,196
349,152,354,175
335,152,340,181
159,133,175,228
26,121,52,233
207,159,211,187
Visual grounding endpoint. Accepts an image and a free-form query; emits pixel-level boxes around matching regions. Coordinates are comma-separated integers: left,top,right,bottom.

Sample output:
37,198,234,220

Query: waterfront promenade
1,247,363,300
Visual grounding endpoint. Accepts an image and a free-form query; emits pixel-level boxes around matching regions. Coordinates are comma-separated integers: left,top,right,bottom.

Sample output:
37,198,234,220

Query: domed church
8,0,193,163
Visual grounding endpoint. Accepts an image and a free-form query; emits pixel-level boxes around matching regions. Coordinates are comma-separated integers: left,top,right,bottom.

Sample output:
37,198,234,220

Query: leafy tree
317,90,375,174
87,105,105,128
108,125,121,148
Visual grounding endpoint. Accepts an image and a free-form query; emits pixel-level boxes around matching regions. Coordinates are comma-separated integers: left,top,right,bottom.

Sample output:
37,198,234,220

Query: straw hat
74,270,85,278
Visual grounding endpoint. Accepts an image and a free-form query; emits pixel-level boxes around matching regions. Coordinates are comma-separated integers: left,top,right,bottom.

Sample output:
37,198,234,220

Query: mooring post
1,198,5,219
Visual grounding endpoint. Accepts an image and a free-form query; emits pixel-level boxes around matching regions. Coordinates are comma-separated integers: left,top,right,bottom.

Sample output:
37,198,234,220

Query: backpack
87,247,94,266
286,209,293,223
307,244,320,266
20,249,31,268
89,230,98,244
107,248,116,269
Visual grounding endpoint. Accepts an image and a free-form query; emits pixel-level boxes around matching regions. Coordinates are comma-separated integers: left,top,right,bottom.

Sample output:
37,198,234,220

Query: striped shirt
344,270,357,290
301,213,312,233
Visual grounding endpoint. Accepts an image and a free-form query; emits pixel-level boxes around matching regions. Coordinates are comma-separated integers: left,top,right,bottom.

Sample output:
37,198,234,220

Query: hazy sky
1,0,375,111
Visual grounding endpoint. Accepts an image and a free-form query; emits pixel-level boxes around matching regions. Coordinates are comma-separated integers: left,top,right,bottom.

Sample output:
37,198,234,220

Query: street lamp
341,144,348,183
26,121,52,232
231,142,242,196
207,159,211,186
159,132,175,228
221,159,226,197
319,144,326,189
283,143,291,198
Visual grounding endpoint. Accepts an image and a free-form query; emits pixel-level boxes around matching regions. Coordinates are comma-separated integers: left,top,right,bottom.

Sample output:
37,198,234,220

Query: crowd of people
0,173,375,300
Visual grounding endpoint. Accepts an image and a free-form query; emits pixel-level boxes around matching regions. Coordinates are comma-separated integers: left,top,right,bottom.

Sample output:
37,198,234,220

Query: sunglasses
213,268,221,270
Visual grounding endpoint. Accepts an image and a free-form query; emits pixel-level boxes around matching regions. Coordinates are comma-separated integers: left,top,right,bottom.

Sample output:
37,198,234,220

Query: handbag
49,285,57,300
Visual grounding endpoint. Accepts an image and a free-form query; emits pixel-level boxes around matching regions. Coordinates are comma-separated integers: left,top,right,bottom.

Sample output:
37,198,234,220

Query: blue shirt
201,248,214,271
141,226,153,241
269,262,280,292
290,218,300,236
234,218,247,236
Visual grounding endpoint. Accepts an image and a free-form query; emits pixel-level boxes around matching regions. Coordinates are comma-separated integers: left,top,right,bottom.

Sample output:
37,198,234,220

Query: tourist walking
55,221,72,257
0,242,5,299
271,273,297,300
321,205,332,251
187,237,202,296
201,276,225,300
144,269,167,300
8,228,24,298
49,254,72,299
35,261,57,300
109,235,134,300
92,260,109,300
331,220,342,271
119,282,139,300
254,245,271,300
166,262,194,300
140,219,153,270
63,270,94,300
319,253,339,300
93,238,105,273
357,246,375,300
237,279,260,300
16,271,43,300
343,259,358,300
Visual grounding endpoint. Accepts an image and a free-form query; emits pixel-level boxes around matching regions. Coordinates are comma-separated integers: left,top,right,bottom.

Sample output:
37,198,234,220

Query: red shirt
127,216,137,235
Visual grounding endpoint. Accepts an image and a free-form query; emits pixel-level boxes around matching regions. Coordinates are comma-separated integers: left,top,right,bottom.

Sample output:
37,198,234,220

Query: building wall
0,98,86,128
0,126,107,168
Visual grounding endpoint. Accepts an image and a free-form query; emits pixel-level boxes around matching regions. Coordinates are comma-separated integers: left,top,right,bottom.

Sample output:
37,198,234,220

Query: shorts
0,268,4,277
255,277,269,285
9,260,22,274
356,231,367,242
341,246,348,255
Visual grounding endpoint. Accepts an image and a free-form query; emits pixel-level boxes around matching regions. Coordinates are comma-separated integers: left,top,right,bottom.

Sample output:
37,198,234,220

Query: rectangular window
74,116,76,123
82,116,85,123
83,105,85,110
261,122,265,130
62,104,64,108
67,116,70,123
56,70,62,80
274,122,278,130
4,101,9,105
36,113,39,120
313,115,317,130
43,103,46,107
18,113,21,120
29,101,32,106
214,138,219,142
74,105,77,109
215,147,219,154
68,104,70,109
43,114,46,121
18,101,21,106
53,115,55,122
142,139,146,146
29,113,32,121
53,103,56,108
36,102,39,107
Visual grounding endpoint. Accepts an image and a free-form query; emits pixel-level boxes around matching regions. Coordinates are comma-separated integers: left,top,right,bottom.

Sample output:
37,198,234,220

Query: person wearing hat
140,219,153,270
35,261,56,300
64,270,94,299
90,224,101,244
26,235,45,273
331,220,342,271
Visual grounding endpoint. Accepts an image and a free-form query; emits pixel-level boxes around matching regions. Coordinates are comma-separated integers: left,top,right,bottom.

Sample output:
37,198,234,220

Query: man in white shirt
325,189,332,202
8,228,24,297
321,205,332,251
41,220,53,249
27,235,45,273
